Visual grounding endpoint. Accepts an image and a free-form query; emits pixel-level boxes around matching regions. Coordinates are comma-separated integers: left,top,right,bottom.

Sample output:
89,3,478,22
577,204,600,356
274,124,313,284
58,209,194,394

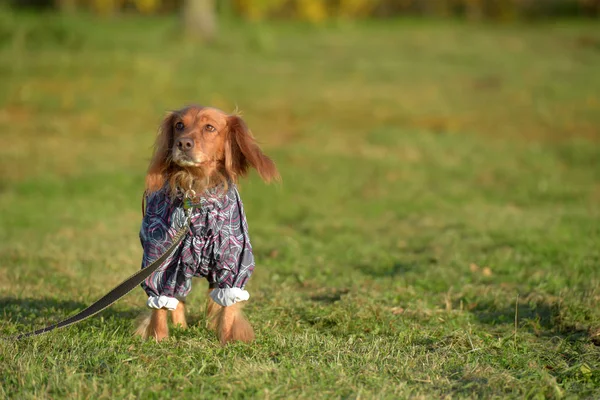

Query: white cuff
147,295,179,310
210,288,250,307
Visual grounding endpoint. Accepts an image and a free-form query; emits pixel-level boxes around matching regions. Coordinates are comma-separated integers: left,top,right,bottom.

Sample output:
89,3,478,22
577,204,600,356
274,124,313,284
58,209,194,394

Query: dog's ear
225,115,280,183
145,112,176,192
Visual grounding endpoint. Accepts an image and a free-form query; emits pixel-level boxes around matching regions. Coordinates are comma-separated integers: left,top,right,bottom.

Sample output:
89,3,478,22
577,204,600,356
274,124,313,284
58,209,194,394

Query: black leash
7,192,197,340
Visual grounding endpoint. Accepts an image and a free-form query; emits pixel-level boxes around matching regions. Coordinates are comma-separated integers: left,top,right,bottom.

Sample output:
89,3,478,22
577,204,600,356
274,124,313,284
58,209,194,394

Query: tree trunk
464,0,484,21
183,0,218,42
56,0,77,13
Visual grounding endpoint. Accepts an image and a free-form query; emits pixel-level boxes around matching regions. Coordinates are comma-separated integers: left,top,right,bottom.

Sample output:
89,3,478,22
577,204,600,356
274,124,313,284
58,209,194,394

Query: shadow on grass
355,262,418,278
0,296,139,331
470,299,591,343
310,288,349,304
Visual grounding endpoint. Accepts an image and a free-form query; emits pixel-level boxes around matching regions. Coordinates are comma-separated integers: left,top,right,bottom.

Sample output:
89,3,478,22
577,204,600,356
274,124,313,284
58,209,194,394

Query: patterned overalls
139,183,254,309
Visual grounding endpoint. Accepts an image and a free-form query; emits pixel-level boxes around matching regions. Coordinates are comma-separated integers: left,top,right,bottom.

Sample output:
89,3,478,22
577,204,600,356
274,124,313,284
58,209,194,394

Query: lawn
0,10,599,399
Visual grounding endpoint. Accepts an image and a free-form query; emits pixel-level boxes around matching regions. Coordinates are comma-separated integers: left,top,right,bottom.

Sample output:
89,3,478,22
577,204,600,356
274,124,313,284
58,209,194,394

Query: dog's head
145,105,279,193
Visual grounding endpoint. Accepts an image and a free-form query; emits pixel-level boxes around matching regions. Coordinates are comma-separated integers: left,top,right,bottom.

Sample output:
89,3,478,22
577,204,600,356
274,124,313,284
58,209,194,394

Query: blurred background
7,0,600,20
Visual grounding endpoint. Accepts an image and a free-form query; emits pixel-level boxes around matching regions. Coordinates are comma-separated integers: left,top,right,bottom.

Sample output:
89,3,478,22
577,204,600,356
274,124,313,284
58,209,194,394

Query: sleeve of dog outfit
205,186,255,307
139,189,191,310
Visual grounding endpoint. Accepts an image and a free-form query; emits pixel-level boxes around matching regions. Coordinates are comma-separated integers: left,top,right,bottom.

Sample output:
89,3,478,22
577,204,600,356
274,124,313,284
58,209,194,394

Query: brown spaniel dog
135,105,279,344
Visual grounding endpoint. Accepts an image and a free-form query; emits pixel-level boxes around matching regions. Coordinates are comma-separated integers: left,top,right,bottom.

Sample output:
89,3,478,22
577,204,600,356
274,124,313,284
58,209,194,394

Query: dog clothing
139,183,254,309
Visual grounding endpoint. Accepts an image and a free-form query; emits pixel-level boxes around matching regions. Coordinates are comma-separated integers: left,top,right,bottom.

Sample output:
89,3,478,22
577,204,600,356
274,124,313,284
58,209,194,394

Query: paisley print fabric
139,183,254,305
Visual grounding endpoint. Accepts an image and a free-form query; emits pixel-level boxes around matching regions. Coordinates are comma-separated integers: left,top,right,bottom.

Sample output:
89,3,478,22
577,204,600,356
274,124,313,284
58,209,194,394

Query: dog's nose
176,137,194,151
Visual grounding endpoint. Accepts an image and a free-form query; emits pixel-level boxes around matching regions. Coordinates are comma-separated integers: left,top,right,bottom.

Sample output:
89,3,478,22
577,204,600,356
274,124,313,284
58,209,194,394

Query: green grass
1,10,599,399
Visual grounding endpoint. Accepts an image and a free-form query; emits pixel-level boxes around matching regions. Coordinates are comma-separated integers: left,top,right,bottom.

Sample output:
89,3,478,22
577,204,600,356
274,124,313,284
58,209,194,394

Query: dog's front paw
217,304,255,345
134,309,169,342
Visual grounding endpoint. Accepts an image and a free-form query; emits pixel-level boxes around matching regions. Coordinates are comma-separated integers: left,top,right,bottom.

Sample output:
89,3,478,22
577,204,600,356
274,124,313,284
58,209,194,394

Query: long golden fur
135,105,279,344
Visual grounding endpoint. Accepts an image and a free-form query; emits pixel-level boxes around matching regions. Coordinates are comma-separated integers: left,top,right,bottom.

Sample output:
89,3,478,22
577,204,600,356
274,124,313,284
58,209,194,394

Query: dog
134,105,279,344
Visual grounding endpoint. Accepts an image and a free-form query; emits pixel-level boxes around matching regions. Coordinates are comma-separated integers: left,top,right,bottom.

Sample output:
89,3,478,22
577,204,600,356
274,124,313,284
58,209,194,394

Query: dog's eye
205,124,216,133
175,122,184,131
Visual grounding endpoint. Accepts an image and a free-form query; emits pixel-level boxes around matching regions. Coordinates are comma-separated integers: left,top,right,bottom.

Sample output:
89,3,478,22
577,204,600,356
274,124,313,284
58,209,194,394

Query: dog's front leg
206,288,255,345
205,289,222,332
171,301,187,328
148,308,169,341
217,303,255,345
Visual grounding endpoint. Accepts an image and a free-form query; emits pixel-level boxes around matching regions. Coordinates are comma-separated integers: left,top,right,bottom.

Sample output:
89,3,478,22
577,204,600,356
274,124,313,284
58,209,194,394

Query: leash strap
10,211,192,340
